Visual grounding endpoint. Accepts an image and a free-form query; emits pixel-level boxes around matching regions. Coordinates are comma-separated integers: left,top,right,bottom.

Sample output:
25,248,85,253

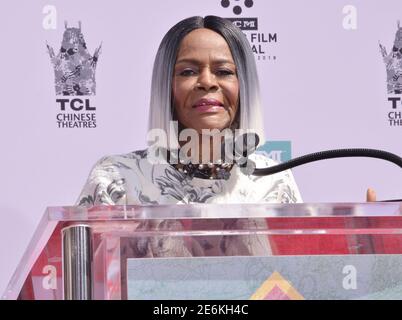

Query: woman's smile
192,98,225,113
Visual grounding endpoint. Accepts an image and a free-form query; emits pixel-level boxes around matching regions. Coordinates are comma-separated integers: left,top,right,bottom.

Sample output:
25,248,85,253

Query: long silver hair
148,15,265,145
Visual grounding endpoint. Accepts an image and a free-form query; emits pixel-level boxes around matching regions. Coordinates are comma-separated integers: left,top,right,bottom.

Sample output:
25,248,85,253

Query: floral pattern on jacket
76,149,302,258
76,149,302,206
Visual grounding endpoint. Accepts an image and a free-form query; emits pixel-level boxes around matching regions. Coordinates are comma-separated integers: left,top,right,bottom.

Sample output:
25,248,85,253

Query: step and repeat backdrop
0,0,401,295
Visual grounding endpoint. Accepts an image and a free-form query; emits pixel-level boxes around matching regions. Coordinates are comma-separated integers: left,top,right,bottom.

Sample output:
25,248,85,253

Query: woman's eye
179,69,196,76
216,69,235,76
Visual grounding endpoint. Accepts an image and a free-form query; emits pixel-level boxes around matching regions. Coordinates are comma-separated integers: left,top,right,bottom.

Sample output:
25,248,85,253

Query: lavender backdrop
0,0,401,296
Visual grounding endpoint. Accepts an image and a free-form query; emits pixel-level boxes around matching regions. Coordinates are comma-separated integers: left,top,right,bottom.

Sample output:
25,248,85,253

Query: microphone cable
253,148,402,176
252,148,402,202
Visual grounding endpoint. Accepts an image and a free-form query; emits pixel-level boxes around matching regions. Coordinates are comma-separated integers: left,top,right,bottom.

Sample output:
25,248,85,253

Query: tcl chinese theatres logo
379,21,402,126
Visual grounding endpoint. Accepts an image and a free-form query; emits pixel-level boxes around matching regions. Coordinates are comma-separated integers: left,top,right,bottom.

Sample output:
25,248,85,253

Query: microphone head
221,132,260,165
234,132,260,158
234,133,259,173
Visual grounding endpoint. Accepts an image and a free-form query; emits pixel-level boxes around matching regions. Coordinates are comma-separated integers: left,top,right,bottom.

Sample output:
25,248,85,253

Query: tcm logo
227,17,258,31
220,0,277,61
46,21,102,96
220,0,254,16
221,0,257,30
256,141,292,163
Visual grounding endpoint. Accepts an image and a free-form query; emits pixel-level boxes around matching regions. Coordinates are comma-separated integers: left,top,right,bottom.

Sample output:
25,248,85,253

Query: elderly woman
76,16,383,259
77,16,302,207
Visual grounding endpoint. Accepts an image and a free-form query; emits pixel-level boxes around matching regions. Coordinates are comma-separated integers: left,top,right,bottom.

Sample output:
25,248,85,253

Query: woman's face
172,28,239,133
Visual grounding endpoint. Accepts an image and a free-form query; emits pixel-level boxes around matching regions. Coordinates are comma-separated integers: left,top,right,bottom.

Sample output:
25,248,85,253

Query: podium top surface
47,202,402,221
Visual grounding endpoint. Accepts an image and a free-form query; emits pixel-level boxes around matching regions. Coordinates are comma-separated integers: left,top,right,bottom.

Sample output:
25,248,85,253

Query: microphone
235,132,260,160
221,132,260,175
157,132,402,202
220,133,402,202
252,148,402,202
222,132,259,164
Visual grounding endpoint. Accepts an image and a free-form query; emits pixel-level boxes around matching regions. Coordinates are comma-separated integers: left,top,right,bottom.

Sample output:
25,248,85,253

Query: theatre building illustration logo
379,21,402,127
47,21,102,128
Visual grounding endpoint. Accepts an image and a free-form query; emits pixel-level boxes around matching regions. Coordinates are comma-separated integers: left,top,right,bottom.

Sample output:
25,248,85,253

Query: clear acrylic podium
3,202,402,300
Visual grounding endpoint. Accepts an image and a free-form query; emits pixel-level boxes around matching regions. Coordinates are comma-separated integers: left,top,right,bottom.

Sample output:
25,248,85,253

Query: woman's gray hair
148,15,265,145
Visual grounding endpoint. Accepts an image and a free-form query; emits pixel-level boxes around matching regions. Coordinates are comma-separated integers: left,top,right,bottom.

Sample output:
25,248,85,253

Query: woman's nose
196,68,219,91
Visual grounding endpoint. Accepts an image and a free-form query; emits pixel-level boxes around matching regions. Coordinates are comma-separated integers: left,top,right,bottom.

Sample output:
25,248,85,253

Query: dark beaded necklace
166,132,260,180
172,161,233,180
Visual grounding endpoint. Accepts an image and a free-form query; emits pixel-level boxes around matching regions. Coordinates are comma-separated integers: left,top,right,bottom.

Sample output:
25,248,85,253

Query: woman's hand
366,188,377,202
